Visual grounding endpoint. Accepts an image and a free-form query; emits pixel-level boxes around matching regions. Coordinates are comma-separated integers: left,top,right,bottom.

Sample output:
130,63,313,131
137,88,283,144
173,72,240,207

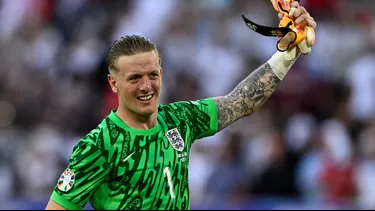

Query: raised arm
214,61,283,131
213,1,316,131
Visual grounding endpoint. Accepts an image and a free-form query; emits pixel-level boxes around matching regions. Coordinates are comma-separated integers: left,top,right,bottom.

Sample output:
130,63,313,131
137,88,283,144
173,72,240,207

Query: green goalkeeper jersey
50,98,218,210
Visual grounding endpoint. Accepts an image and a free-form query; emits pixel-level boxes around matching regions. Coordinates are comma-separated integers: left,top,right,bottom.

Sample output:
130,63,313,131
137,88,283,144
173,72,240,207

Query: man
46,1,316,210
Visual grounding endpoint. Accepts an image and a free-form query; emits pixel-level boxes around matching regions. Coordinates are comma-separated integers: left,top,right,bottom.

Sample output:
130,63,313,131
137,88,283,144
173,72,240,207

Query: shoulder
157,100,196,121
157,98,217,127
158,98,215,114
75,117,116,152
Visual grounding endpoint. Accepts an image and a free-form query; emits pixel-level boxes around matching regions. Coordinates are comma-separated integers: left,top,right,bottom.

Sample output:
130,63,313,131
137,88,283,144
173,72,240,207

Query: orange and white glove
271,0,315,55
241,0,317,80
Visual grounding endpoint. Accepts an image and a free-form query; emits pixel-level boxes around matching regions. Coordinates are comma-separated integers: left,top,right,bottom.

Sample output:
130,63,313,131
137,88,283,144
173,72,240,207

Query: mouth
137,94,154,102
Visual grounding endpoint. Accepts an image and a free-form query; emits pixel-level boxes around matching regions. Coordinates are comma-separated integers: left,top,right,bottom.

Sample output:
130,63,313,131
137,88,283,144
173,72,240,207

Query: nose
139,77,152,92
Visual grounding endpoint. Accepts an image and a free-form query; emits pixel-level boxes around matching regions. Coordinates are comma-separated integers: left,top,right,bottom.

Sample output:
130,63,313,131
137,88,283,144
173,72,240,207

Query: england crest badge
165,128,185,152
57,168,75,192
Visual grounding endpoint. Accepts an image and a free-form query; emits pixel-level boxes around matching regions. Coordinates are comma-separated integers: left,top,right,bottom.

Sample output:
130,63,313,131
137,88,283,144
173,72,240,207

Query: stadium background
0,0,375,209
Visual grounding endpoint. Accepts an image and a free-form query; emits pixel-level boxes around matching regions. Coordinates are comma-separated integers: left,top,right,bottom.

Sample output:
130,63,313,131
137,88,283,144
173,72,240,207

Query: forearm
214,51,300,131
214,62,280,130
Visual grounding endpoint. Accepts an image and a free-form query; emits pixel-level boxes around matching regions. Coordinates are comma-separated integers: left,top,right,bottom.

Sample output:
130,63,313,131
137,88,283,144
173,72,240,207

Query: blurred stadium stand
1,0,375,209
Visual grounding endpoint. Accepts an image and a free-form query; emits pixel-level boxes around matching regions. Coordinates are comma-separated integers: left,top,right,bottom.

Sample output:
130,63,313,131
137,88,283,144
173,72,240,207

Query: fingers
293,15,317,30
288,3,317,30
295,15,317,29
292,6,308,20
307,17,317,29
290,1,300,8
277,1,317,30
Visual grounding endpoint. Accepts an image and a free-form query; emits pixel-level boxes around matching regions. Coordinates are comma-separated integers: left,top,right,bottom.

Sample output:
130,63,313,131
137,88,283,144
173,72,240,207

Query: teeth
139,95,152,100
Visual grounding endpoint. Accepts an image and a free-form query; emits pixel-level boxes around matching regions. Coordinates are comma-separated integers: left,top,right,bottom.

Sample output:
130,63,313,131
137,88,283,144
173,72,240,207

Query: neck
116,107,158,130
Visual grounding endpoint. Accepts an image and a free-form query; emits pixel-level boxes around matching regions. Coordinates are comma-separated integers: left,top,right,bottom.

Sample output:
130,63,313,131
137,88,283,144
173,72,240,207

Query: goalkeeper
45,1,316,210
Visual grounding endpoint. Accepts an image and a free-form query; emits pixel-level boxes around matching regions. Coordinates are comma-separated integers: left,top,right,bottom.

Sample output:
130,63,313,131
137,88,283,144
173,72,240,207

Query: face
108,51,162,118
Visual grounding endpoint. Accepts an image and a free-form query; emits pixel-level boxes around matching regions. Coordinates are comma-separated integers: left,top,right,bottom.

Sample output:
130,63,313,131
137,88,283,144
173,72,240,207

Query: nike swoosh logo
123,151,136,162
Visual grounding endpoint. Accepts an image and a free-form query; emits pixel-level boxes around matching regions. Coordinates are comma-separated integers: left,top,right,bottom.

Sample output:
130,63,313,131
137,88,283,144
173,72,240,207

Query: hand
278,1,317,30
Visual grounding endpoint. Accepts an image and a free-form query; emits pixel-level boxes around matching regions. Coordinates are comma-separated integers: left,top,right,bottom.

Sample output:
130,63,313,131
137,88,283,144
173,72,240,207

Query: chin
138,107,157,117
134,99,159,117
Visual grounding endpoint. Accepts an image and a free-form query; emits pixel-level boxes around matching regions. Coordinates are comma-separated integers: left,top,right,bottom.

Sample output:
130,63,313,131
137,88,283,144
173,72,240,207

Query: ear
159,67,163,87
107,74,118,94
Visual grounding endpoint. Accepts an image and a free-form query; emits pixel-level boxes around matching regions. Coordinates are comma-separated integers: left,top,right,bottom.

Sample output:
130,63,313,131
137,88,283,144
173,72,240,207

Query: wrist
267,48,301,80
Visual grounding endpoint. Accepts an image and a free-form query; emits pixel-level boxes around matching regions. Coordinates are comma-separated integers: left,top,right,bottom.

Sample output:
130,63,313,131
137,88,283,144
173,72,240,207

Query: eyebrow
127,70,159,75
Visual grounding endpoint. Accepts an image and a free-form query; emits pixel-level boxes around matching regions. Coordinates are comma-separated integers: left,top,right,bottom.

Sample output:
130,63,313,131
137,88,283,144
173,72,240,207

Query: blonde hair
106,34,162,74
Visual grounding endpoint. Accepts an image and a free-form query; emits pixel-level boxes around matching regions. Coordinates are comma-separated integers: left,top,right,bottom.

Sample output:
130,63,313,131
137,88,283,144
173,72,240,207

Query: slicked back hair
106,35,162,74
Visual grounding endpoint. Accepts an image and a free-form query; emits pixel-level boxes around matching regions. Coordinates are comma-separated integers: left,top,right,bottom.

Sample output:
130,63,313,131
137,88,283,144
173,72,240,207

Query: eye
150,73,159,79
128,75,141,82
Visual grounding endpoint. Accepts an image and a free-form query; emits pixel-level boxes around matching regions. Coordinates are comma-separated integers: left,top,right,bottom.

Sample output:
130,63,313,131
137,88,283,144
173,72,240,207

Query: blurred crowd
1,0,375,209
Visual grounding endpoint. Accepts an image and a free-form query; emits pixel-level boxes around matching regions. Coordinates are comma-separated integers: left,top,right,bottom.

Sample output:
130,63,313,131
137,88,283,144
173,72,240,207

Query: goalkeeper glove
242,0,315,56
271,0,315,55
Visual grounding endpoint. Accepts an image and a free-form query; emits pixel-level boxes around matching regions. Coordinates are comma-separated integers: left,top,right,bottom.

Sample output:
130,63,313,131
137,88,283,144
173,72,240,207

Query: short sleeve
168,98,218,141
50,139,111,210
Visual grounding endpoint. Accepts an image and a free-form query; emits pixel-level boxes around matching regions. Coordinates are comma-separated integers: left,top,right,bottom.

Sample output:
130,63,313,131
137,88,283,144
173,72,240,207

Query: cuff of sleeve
210,98,219,135
195,98,219,139
50,192,84,210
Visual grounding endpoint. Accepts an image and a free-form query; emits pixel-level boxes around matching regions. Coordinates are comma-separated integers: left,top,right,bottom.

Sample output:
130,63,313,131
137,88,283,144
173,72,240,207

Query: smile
137,94,153,101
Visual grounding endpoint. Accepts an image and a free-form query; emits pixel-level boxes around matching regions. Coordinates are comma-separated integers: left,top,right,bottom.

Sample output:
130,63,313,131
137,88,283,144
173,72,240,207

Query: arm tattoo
214,62,281,131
